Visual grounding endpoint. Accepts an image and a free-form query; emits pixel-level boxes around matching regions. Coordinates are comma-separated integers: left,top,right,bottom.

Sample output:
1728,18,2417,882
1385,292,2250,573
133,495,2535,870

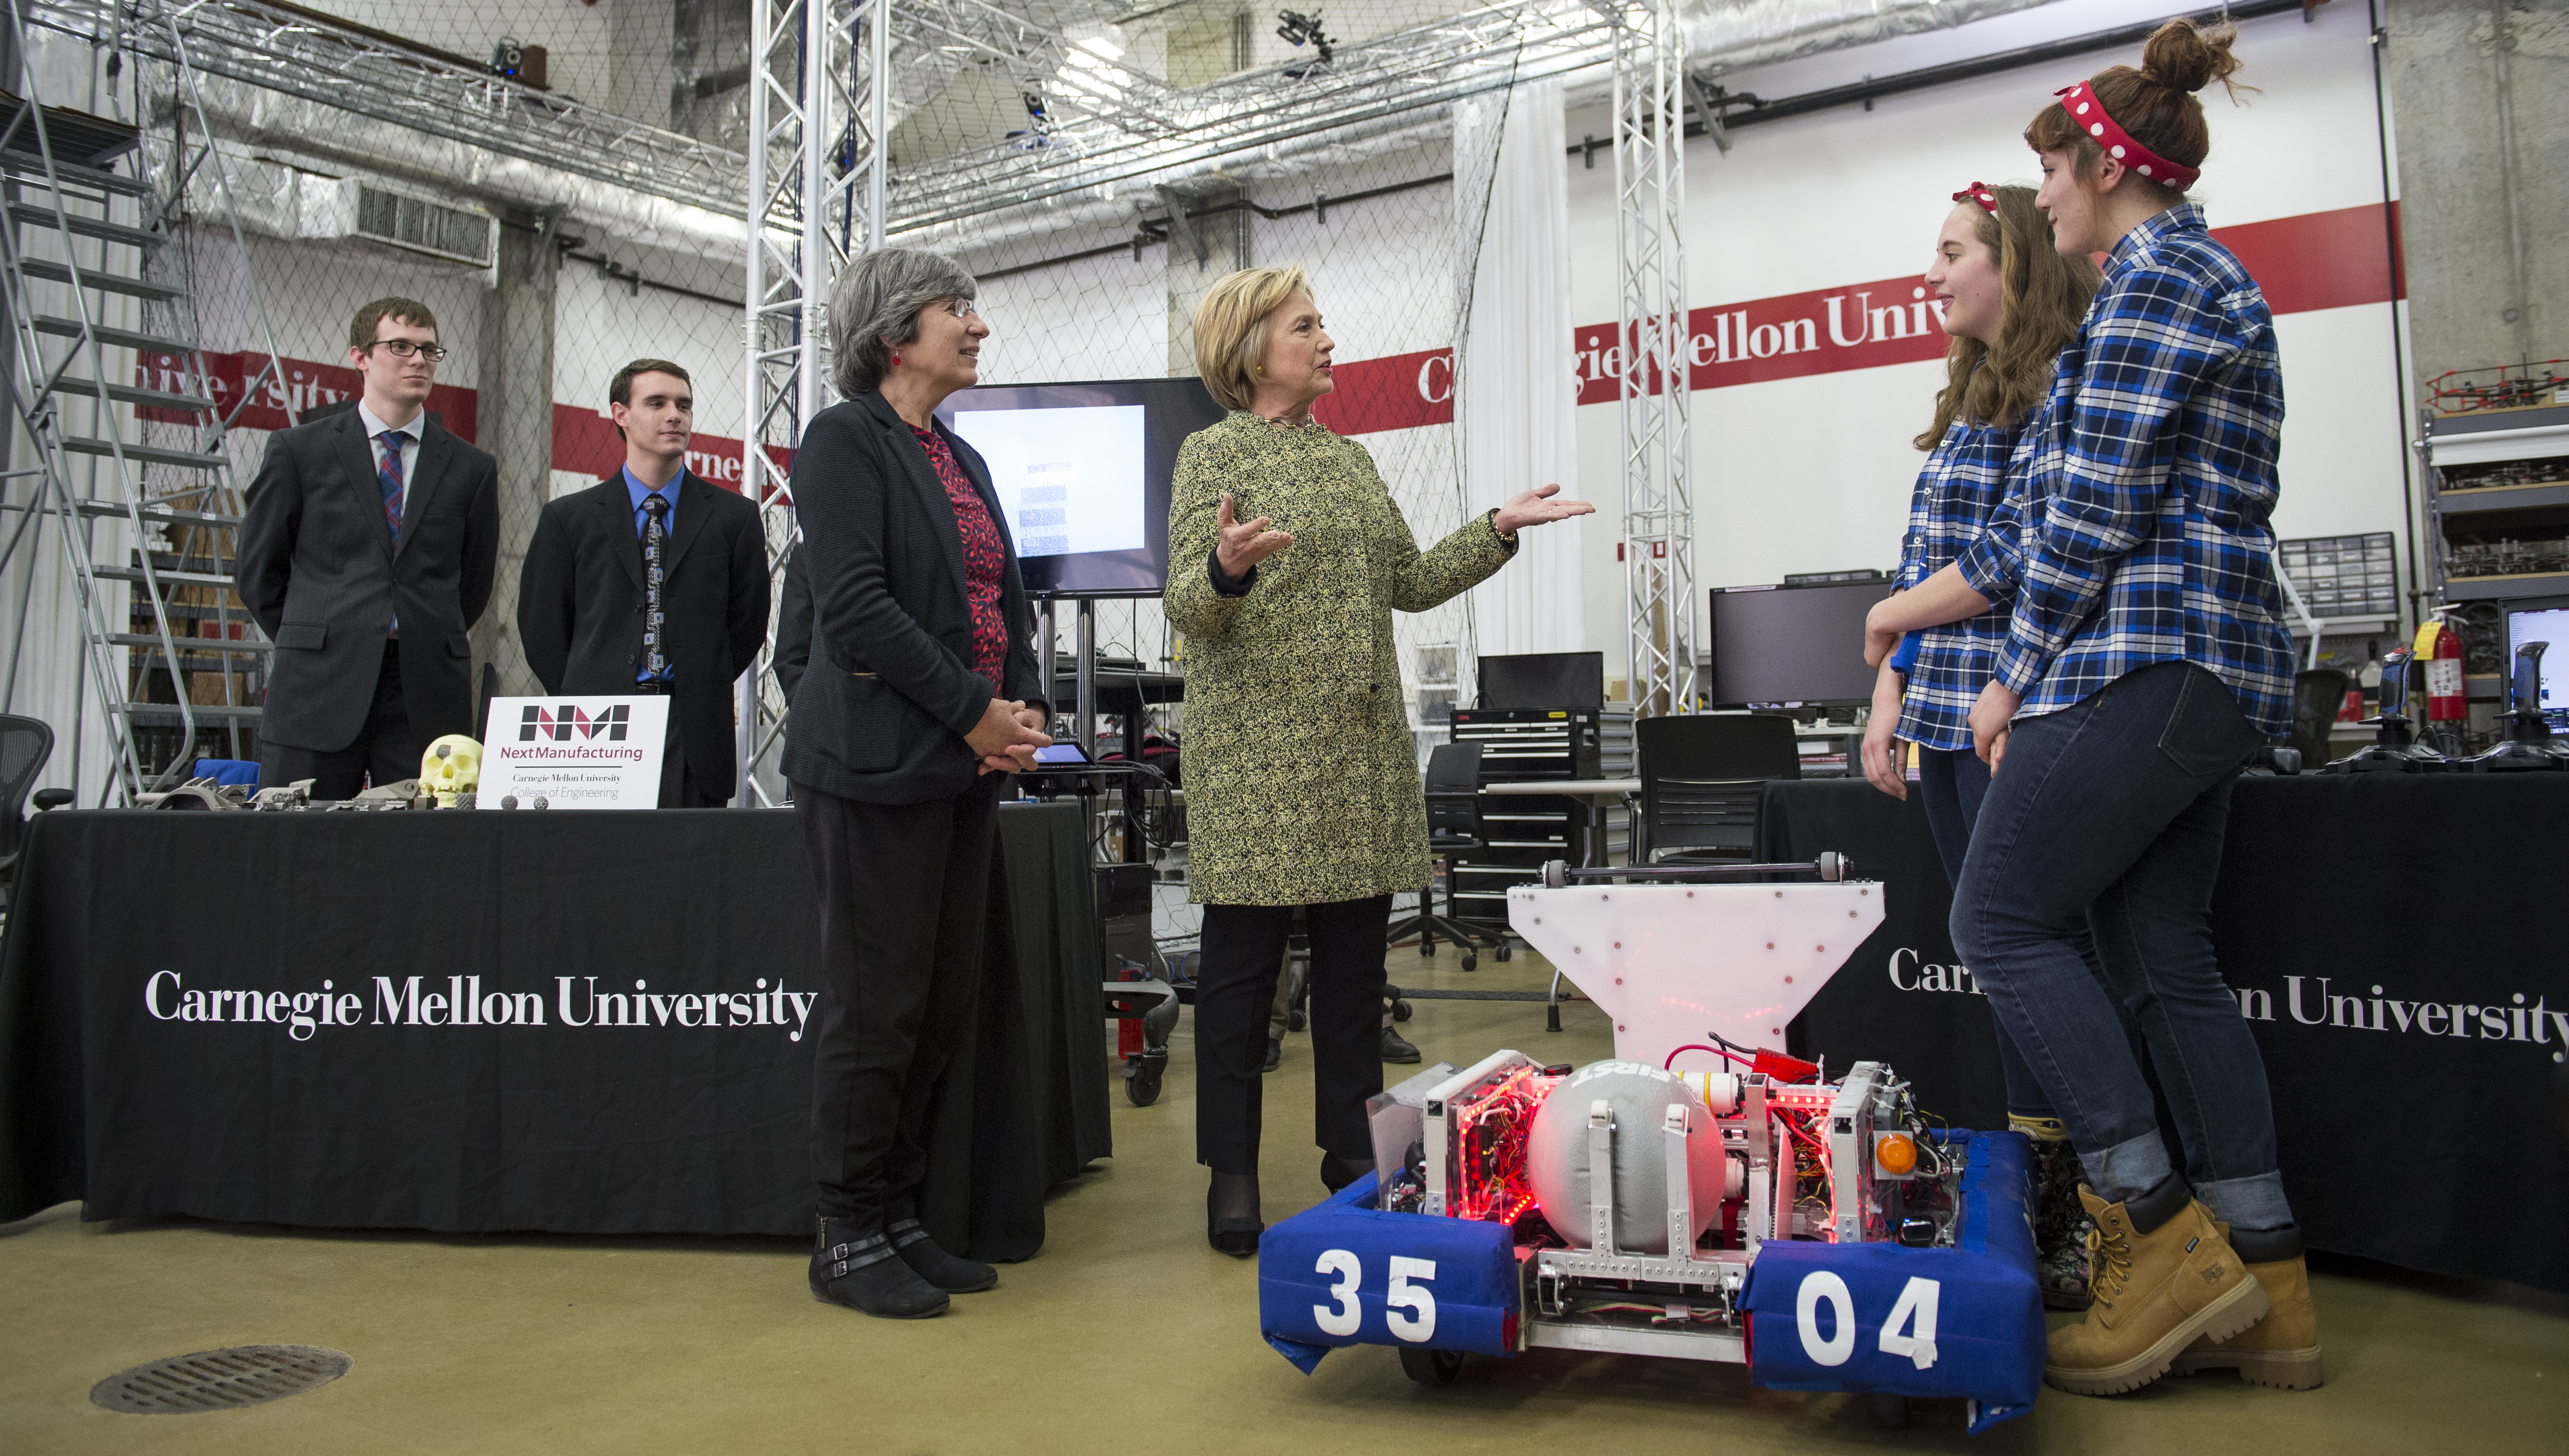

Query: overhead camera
489,36,548,92
1008,91,1054,152
1275,10,1336,74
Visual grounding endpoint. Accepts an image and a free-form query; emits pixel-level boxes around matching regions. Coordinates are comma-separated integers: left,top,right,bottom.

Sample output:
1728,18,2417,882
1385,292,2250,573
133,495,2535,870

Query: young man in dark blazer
238,297,500,798
517,360,772,807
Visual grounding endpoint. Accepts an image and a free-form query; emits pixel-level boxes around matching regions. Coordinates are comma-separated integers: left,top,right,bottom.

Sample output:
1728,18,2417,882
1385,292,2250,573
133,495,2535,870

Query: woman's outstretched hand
1215,493,1293,578
1494,483,1596,537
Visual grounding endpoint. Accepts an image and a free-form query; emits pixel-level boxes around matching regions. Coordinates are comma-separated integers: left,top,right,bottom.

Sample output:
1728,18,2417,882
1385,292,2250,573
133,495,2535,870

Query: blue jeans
1949,662,2293,1231
1917,747,2058,1120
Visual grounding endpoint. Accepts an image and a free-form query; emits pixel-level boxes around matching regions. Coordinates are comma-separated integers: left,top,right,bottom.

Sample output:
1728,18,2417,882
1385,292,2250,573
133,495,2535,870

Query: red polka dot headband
2054,81,2200,190
1953,182,1999,214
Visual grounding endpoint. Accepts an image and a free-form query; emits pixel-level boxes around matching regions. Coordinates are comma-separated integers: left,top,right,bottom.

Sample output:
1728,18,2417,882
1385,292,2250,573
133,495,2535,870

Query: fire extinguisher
2414,616,2468,725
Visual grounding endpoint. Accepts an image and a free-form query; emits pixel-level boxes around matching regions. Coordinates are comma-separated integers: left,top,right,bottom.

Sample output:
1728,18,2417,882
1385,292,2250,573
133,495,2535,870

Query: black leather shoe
1263,1037,1282,1073
889,1216,997,1293
811,1216,949,1318
1380,1025,1422,1064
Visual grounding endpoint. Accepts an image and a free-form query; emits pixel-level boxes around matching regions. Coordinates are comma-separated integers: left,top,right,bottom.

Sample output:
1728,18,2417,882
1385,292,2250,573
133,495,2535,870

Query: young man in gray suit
237,298,500,798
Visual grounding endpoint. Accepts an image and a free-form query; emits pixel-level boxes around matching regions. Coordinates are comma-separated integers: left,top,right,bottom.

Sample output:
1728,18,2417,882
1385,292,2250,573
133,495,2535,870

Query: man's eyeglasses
365,339,449,362
936,298,981,320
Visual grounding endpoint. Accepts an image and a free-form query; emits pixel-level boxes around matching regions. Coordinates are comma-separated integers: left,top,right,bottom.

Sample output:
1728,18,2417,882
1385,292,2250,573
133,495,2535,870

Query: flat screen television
1479,651,1606,711
935,376,1227,598
1705,580,1893,707
2506,599,2569,728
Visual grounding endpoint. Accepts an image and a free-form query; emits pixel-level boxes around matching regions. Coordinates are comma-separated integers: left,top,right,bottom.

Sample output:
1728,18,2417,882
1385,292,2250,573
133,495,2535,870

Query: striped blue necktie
377,431,406,541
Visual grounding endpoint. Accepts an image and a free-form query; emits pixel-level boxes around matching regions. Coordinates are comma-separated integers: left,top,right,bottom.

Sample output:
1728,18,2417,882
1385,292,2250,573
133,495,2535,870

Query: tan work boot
2044,1180,2270,1396
2171,1226,2323,1390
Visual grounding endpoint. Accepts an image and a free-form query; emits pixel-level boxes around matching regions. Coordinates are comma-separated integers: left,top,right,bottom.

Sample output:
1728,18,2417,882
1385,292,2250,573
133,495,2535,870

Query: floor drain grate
91,1345,352,1415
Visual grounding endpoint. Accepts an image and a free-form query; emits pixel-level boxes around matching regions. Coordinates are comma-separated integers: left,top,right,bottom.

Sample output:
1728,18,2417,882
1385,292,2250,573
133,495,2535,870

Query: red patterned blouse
912,425,1009,690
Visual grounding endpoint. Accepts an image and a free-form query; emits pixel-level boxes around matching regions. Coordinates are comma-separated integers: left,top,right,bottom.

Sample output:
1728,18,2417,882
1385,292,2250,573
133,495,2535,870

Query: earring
890,354,902,366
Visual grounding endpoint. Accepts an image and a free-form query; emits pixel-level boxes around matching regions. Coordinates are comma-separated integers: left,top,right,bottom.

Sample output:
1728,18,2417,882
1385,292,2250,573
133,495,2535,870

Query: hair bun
2139,17,2245,96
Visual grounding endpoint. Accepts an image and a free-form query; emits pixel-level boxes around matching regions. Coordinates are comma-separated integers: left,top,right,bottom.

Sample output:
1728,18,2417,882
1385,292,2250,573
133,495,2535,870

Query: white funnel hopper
1507,881,1886,1074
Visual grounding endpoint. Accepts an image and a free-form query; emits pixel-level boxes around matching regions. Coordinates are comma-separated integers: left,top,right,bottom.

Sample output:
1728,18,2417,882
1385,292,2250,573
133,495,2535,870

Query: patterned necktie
377,431,406,541
642,493,669,681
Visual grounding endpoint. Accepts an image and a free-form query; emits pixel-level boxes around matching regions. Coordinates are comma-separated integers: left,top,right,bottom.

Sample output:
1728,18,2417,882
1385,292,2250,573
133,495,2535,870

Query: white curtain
1455,79,1583,681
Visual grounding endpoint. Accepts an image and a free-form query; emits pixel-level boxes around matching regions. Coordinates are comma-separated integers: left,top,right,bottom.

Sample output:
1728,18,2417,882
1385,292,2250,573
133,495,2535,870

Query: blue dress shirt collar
622,464,680,539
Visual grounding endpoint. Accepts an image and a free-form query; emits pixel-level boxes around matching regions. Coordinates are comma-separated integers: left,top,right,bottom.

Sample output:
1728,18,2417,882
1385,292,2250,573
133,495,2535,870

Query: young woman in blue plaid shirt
1900,20,2319,1398
1861,182,2101,1311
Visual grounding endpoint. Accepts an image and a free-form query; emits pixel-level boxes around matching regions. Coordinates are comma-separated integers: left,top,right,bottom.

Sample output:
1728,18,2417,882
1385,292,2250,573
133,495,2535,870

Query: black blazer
516,471,772,799
784,391,1045,804
773,542,812,704
237,407,499,751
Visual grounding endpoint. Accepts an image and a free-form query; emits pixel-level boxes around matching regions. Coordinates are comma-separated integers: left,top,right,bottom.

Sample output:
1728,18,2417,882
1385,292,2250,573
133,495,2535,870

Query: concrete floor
3,941,2563,1453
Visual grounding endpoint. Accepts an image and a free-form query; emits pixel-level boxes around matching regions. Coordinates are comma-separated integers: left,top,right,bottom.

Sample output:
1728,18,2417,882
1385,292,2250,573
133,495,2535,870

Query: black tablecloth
1761,775,2569,1292
0,802,1111,1259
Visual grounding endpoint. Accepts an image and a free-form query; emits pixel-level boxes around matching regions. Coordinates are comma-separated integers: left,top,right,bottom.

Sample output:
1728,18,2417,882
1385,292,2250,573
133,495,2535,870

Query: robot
1255,856,2044,1434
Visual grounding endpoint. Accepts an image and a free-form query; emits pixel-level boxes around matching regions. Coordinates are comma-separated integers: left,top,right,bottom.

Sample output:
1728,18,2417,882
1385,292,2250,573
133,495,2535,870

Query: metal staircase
3,27,275,800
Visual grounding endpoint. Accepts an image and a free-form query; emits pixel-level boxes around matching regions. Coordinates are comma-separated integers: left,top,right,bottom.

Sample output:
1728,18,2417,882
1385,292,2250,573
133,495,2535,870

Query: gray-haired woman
790,246,1053,1320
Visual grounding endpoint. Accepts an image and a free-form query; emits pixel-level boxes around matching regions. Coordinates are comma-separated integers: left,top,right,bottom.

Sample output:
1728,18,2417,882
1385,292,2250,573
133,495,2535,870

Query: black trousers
656,709,724,808
259,641,423,800
1195,895,1392,1173
797,775,1003,1228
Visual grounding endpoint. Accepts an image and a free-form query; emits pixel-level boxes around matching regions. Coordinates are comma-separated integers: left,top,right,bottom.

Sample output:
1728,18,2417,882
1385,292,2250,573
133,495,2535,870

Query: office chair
2289,669,2350,773
0,715,67,908
1632,714,1799,865
1385,742,1504,971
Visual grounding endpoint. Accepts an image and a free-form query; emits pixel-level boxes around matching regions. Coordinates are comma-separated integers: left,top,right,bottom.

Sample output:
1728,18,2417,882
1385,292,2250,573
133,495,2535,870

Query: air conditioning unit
350,184,496,268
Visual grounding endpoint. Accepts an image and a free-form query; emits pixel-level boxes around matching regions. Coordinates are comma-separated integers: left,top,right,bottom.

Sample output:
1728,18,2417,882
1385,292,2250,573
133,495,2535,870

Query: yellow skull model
420,734,483,807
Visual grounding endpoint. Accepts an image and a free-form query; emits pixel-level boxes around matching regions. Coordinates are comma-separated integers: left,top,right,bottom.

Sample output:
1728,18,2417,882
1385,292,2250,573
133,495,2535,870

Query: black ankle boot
888,1215,998,1293
811,1215,949,1319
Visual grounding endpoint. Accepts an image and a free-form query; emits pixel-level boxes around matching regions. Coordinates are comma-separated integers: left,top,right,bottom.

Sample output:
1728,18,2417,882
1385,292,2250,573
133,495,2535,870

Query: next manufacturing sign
481,695,669,810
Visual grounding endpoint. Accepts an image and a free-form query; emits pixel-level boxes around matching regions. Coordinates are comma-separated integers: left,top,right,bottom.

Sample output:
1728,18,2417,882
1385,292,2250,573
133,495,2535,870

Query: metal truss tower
1609,0,1695,718
739,0,887,803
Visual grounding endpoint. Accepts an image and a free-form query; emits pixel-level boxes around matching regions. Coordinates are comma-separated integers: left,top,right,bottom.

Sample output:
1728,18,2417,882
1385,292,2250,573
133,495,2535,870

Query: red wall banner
1313,202,2405,435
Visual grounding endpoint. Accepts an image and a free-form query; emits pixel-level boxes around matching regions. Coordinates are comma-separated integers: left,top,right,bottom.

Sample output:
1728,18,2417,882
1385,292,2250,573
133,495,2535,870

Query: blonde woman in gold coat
1165,266,1592,1255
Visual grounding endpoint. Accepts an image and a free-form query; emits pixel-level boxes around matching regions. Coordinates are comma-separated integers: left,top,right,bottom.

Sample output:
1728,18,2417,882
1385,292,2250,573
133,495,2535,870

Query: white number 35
1313,1250,1439,1343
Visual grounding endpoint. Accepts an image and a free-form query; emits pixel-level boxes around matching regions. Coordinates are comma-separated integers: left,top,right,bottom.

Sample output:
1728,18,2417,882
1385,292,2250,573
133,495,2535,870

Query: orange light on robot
1875,1132,1917,1176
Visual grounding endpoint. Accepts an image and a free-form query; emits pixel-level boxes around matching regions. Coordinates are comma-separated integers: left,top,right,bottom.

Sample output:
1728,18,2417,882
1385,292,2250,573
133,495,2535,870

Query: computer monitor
2506,601,2569,727
1705,580,1893,707
936,376,1229,598
1477,651,1605,711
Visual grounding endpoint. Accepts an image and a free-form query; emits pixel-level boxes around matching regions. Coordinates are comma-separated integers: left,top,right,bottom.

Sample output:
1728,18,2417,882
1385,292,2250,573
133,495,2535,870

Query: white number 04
1312,1250,1438,1343
1795,1272,1940,1371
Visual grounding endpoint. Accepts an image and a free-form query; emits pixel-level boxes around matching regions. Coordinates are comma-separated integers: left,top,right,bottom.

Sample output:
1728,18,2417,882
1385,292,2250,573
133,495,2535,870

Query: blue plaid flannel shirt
1956,204,2294,735
1892,419,2027,752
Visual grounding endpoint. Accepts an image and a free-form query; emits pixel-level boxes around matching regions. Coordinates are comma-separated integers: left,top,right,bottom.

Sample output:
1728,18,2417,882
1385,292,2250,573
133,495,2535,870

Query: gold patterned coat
1165,411,1518,906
